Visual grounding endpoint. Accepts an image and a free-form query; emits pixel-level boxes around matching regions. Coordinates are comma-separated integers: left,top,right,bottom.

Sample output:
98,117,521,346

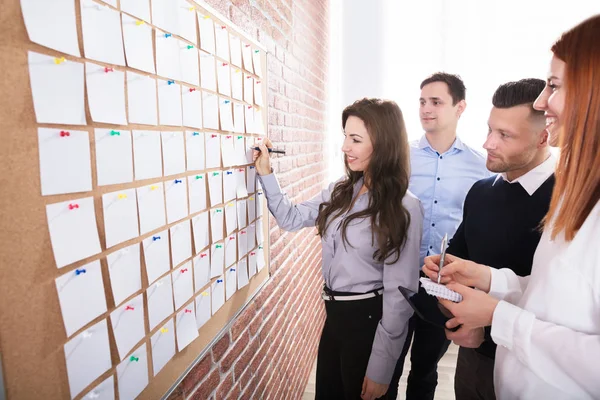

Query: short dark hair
492,79,545,119
420,72,466,105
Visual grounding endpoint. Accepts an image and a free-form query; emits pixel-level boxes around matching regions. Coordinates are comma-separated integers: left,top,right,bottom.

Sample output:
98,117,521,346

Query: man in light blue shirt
387,73,490,399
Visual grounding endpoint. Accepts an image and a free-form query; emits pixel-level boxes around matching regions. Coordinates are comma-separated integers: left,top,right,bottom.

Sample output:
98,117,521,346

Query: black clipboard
398,284,461,332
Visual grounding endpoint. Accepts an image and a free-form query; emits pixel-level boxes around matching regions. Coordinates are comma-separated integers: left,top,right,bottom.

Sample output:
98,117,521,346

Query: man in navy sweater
443,79,555,400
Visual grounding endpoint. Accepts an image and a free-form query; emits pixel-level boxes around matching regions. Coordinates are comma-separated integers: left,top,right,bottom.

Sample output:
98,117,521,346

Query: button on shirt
409,135,490,265
258,173,424,385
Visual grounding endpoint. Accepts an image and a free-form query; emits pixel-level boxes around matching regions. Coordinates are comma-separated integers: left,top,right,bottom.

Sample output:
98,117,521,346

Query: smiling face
342,115,373,172
533,56,566,147
419,81,465,134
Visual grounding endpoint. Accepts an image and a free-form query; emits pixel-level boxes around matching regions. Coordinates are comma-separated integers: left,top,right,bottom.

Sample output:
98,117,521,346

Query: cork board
0,0,269,399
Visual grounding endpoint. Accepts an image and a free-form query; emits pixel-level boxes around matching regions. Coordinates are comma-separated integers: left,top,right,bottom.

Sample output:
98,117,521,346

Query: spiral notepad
420,278,463,302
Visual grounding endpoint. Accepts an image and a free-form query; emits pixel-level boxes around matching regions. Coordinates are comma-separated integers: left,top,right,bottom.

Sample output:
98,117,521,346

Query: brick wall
167,0,330,398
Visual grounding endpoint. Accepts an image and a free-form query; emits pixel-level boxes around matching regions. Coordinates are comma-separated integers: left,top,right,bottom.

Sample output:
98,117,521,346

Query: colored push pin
201,291,209,296
216,244,223,249
254,49,260,54
215,209,223,213
226,171,233,175
221,25,226,29
164,33,172,38
211,134,218,138
125,305,134,311
212,172,220,176
249,166,255,169
75,268,86,275
235,69,241,73
217,279,223,283
181,268,188,273
250,252,256,256
188,6,195,11
189,88,197,92
104,67,114,73
203,15,210,19
229,236,235,240
195,175,203,179
249,196,254,201
238,168,244,172
130,356,139,362
192,131,200,136
152,236,161,241
167,80,175,85
246,75,252,79
200,253,207,258
117,193,127,199
54,57,66,65
256,80,261,84
226,135,232,139
150,185,159,190
186,45,194,49
248,105,253,109
174,179,182,184
237,136,243,139
110,130,120,136
240,230,246,234
69,203,79,210
224,100,231,104
60,130,70,137
160,327,169,333
245,44,251,48
135,20,145,26
184,308,192,313
259,245,263,249
222,62,229,67
230,268,236,272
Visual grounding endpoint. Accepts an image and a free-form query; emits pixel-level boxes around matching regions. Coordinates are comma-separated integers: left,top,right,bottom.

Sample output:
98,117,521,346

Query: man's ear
538,127,549,147
456,100,467,118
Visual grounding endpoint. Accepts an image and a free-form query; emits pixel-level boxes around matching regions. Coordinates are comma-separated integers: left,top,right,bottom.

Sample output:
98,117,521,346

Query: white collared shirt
488,198,600,399
492,153,557,195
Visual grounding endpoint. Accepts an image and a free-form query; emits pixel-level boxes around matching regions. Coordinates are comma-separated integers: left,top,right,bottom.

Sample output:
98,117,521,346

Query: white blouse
489,200,600,400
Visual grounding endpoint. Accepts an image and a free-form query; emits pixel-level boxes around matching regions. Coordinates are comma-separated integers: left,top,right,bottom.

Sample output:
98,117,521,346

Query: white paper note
136,183,166,234
121,0,151,23
127,72,158,125
229,35,242,67
64,319,111,398
247,195,256,223
247,165,257,194
223,170,237,203
246,223,256,251
165,178,188,223
199,51,217,91
225,201,238,236
80,0,125,65
47,197,101,268
207,171,223,206
211,277,225,314
107,243,142,306
205,131,221,168
233,136,246,166
224,234,237,267
180,47,200,86
225,266,236,300
210,207,224,243
21,0,80,56
95,128,133,186
82,375,114,400
28,52,85,125
237,229,248,258
177,0,197,44
243,73,253,105
245,136,255,163
195,289,211,329
110,294,145,360
241,43,254,73
172,261,194,309
237,257,249,289
237,199,247,229
202,92,220,130
197,14,215,53
210,242,225,278
253,49,263,77
55,260,107,337
186,131,205,171
142,230,170,285
121,13,155,74
231,68,243,100
219,100,235,132
158,81,183,126
256,191,264,218
38,128,92,196
182,88,202,128
233,103,246,133
155,29,182,81
103,189,139,248
193,251,210,291
151,319,175,376
257,245,266,270
161,131,185,176
116,343,148,400
245,105,255,134
253,79,263,106
192,211,210,253
133,130,162,180
235,168,248,199
254,108,265,134
214,25,230,61
216,62,231,96
147,275,174,330
221,134,235,167
189,174,207,214
170,220,192,267
248,249,257,278
151,0,178,34
175,304,198,350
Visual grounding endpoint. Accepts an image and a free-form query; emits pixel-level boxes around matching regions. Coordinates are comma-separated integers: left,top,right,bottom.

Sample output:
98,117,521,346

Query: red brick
190,369,220,400
212,333,231,363
220,331,250,372
226,383,242,400
180,354,213,396
165,387,184,400
215,372,234,400
233,337,260,380
230,302,257,340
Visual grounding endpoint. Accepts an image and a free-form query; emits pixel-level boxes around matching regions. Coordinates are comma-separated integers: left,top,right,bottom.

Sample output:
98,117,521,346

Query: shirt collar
492,154,557,195
418,134,465,152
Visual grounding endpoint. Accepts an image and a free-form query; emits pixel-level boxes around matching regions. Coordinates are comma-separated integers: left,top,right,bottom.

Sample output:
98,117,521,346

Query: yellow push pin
135,20,145,26
150,185,159,190
54,57,66,65
118,193,127,199
160,327,168,333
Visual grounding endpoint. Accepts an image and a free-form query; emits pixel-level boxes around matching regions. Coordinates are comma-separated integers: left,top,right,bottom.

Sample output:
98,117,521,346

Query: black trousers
454,347,496,400
386,288,451,400
315,291,404,400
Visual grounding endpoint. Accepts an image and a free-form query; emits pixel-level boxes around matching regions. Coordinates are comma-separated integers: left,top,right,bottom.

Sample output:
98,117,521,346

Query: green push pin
237,136,243,139
187,45,194,49
212,172,219,176
215,209,223,213
254,49,259,53
195,175,203,179
130,356,139,362
216,244,223,249
110,130,120,136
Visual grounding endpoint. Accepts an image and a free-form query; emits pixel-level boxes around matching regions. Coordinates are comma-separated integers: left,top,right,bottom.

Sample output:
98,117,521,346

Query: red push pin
60,130,70,137
200,253,207,258
184,308,192,313
248,105,252,109
104,67,114,73
226,135,232,139
125,305,134,311
238,168,244,172
246,75,252,79
256,80,261,84
211,134,218,138
189,88,197,92
181,268,188,273
245,44,251,47
241,230,246,234
68,203,79,210
222,62,228,66
229,236,235,240
221,25,226,29
250,252,256,256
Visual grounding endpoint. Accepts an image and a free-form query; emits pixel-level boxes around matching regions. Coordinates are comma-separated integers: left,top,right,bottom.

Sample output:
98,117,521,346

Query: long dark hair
316,98,411,264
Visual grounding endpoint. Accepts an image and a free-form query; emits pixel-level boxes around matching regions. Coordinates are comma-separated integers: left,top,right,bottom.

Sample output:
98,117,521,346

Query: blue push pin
164,33,172,38
167,80,175,85
75,269,86,275
230,268,236,272
152,236,161,241
174,179,182,184
217,279,223,283
224,100,231,104
226,171,233,175
192,132,200,136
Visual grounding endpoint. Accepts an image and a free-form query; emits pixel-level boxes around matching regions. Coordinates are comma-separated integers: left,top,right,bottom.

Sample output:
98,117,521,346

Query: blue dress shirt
409,135,491,266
